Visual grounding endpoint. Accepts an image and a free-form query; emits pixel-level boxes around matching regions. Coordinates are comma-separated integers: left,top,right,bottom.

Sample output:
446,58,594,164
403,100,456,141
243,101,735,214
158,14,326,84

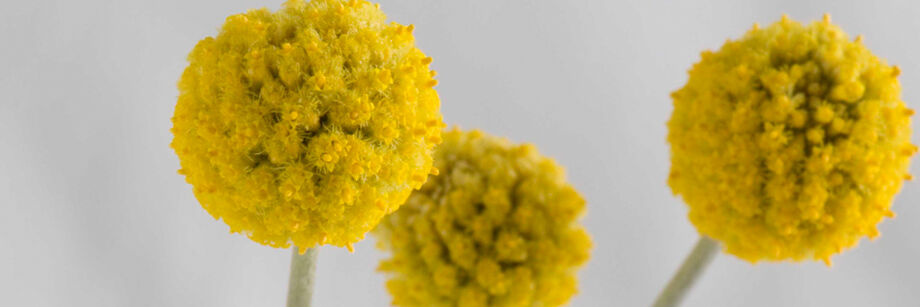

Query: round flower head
171,0,443,252
668,15,915,263
375,129,591,307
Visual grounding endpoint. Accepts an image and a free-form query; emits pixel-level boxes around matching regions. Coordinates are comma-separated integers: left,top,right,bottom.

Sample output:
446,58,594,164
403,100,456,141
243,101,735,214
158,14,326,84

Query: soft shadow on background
1,0,918,306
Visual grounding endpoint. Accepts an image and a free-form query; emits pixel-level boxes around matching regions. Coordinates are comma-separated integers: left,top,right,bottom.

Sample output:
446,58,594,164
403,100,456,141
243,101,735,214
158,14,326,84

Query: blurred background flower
668,15,915,263
375,129,590,307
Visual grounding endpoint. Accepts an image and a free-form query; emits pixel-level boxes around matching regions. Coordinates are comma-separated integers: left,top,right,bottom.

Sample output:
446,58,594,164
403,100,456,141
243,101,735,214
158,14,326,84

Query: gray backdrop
2,0,918,306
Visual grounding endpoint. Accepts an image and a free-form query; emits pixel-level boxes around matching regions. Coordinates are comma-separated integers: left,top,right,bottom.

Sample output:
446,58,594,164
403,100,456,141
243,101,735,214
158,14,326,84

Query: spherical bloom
170,0,443,251
668,15,915,263
375,129,591,307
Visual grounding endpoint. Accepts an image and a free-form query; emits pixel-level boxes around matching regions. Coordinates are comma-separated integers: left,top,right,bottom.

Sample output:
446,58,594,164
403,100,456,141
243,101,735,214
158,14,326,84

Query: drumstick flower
375,129,591,307
172,0,442,252
655,14,914,307
668,14,914,263
171,0,442,305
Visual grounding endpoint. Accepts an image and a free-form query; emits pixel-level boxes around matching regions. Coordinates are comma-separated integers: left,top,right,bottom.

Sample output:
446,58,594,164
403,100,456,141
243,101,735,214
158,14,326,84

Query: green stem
286,247,319,307
652,236,719,307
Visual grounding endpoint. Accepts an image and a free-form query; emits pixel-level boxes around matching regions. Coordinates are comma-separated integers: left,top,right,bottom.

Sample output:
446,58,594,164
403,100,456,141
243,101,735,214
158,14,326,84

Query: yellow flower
375,129,591,307
668,14,915,263
170,0,443,251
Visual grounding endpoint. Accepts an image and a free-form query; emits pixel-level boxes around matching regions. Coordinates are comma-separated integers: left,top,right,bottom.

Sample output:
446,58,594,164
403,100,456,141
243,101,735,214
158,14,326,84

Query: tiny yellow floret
375,129,591,307
668,15,915,262
171,0,443,250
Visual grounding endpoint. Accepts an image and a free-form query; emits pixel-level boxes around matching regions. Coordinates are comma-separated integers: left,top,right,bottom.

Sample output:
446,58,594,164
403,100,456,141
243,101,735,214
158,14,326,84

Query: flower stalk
653,236,718,307
287,247,319,307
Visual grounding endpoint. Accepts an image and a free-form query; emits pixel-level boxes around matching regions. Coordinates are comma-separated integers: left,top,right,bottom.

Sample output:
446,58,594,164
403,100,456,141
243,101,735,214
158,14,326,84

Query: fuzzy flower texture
376,130,591,307
171,0,443,251
668,15,915,263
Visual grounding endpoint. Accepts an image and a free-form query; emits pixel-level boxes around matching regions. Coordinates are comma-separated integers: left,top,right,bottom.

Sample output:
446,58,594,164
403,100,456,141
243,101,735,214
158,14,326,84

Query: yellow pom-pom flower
375,129,591,307
668,15,915,263
170,0,443,251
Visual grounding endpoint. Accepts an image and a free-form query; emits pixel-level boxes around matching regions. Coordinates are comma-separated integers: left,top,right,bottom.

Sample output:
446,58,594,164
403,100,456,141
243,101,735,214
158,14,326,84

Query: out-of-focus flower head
668,14,915,263
376,129,591,307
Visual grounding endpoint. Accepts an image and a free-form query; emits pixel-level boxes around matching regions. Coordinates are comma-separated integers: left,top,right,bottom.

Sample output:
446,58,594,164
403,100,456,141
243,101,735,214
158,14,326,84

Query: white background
2,0,919,306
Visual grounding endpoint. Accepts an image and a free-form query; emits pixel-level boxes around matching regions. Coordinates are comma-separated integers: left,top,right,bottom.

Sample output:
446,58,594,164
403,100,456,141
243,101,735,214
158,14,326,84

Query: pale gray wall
1,0,918,306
